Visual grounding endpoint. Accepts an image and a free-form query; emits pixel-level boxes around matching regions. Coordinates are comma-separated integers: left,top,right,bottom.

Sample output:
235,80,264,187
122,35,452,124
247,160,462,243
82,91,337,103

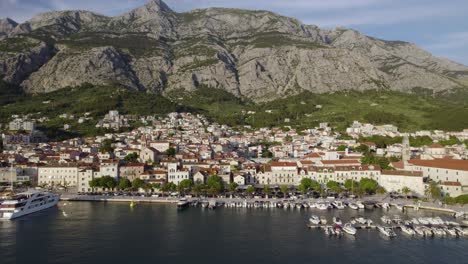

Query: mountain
0,0,467,101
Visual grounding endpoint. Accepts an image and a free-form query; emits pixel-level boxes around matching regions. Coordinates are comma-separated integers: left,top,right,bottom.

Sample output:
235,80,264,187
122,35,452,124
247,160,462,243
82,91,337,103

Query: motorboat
320,216,328,225
418,217,430,225
332,217,342,225
309,215,321,225
0,190,59,220
177,198,190,210
377,226,396,237
363,201,375,210
381,203,390,210
333,224,343,236
325,226,335,236
343,223,357,236
308,202,316,208
444,228,458,237
392,215,402,224
411,218,420,225
432,227,446,237
356,217,367,225
414,226,426,236
348,203,359,210
356,201,365,209
295,203,303,209
332,201,346,209
400,225,415,236
381,215,392,224
316,203,329,210
394,204,404,211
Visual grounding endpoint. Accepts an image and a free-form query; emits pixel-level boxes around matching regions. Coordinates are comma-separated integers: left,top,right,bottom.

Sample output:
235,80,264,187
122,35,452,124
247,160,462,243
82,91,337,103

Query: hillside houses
0,112,467,198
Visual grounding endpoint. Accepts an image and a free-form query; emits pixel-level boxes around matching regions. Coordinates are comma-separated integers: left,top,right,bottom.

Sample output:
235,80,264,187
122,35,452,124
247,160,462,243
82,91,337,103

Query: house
234,175,245,185
139,147,160,163
120,163,145,181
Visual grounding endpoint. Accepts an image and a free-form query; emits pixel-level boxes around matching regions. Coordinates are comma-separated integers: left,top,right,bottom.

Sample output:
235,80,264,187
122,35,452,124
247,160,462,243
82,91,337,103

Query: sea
1,202,467,264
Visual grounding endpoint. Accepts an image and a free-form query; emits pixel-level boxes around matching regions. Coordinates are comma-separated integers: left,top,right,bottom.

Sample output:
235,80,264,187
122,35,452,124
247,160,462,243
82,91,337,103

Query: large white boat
0,191,59,220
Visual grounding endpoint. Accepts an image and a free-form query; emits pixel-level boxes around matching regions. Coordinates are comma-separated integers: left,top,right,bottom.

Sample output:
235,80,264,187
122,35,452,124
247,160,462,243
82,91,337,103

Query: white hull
1,195,59,220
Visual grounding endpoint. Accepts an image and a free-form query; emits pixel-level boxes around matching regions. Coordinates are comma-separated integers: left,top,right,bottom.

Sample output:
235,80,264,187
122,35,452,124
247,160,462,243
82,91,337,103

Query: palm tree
280,185,289,197
402,186,411,199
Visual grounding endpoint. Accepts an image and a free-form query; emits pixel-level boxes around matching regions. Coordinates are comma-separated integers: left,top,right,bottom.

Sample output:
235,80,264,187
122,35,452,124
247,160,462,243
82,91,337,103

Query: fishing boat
343,223,357,236
309,215,321,225
400,225,415,236
377,226,396,237
0,190,60,220
348,203,359,210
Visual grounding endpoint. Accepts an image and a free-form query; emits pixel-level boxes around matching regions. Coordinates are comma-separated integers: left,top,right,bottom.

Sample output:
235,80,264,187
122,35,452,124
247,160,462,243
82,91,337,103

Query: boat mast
10,162,14,192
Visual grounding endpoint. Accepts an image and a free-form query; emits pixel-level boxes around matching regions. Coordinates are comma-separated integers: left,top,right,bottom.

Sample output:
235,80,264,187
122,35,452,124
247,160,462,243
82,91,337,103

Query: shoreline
60,194,467,217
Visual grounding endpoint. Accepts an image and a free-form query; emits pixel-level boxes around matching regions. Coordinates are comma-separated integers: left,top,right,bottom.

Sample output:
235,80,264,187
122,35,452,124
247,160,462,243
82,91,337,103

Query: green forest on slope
1,82,468,140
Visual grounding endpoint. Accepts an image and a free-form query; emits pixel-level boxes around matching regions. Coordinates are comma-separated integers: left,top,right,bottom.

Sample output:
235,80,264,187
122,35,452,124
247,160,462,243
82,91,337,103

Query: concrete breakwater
60,194,467,218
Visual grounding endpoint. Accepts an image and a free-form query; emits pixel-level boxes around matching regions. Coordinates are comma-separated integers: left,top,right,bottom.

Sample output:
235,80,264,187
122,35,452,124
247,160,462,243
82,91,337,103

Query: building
379,170,425,196
38,164,79,188
8,119,36,131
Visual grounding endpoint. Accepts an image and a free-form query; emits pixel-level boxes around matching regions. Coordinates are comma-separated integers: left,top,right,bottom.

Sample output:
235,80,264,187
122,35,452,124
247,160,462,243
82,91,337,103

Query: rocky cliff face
0,0,467,101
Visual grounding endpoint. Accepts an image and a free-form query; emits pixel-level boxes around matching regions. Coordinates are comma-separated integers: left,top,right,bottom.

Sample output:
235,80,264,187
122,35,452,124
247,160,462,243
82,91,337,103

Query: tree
401,186,411,198
206,175,224,196
359,178,378,194
425,182,441,200
263,185,271,196
178,179,194,194
99,139,114,153
280,185,289,196
124,152,139,163
165,147,176,157
89,178,100,191
261,150,273,158
228,182,238,193
118,178,131,190
376,186,387,195
193,183,205,195
245,185,255,196
355,144,370,154
337,145,347,151
344,179,359,191
132,178,146,190
298,178,314,194
326,180,342,193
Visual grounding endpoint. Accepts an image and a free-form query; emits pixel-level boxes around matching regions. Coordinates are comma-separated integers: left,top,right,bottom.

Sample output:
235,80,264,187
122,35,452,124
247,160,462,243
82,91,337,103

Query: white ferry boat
0,191,59,220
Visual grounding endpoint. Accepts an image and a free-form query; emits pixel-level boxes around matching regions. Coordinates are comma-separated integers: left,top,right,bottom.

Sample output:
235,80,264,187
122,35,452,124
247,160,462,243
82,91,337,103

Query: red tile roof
381,170,423,177
408,159,468,171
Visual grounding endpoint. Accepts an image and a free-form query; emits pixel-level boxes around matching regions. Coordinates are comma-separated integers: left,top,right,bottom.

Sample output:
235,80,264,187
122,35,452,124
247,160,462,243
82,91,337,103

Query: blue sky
1,0,467,65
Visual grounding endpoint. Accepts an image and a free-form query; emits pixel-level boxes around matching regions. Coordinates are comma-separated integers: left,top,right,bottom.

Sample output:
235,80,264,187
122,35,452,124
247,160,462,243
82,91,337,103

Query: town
1,111,467,203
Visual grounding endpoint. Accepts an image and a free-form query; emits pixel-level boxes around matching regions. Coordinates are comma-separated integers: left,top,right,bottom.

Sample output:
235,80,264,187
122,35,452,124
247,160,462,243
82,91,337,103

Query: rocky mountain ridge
0,0,467,101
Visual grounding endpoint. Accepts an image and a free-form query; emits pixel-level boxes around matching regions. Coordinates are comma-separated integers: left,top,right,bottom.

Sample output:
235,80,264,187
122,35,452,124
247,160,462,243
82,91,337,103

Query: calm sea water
1,202,467,264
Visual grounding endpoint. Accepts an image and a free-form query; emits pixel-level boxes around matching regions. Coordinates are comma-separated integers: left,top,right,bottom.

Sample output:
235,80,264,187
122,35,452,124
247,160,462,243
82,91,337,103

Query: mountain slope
0,0,467,101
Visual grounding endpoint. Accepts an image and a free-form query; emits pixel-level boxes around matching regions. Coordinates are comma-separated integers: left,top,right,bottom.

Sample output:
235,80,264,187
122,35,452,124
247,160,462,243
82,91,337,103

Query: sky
1,0,467,65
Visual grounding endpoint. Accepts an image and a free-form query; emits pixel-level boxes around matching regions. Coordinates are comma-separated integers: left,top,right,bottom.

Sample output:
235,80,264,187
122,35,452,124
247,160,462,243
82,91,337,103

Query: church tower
402,134,410,163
